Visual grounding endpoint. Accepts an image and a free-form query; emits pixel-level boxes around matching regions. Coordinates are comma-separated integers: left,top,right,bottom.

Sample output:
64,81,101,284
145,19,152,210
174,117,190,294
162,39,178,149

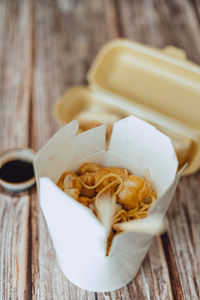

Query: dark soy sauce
0,160,34,183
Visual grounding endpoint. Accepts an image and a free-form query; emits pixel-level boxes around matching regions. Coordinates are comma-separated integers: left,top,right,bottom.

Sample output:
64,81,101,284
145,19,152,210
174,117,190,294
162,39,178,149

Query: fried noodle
57,163,156,255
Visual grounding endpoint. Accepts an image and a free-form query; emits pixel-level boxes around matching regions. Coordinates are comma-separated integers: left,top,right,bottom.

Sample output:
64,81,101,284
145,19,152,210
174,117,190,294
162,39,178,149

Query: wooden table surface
0,0,200,299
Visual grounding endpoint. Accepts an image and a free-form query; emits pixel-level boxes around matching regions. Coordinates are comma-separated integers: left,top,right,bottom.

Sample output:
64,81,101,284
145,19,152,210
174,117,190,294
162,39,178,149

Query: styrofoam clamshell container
54,39,200,175
34,116,183,292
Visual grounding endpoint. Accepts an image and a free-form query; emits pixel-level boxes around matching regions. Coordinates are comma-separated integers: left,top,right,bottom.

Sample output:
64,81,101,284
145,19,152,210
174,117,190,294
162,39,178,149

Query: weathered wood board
0,0,200,299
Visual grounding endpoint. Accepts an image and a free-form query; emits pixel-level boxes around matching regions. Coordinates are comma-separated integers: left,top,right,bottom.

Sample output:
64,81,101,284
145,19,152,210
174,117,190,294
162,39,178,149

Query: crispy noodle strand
78,173,123,196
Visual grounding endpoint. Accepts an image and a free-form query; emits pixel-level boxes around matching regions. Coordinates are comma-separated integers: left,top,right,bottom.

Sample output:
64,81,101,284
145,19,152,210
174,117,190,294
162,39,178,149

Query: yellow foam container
54,39,200,175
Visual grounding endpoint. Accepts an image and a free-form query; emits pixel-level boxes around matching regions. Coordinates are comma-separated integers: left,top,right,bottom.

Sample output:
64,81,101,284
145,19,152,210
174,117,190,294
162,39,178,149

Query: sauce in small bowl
0,148,36,193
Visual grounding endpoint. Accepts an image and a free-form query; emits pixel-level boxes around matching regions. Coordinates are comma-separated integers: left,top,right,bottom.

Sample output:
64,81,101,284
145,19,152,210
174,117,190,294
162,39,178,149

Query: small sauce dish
0,148,36,193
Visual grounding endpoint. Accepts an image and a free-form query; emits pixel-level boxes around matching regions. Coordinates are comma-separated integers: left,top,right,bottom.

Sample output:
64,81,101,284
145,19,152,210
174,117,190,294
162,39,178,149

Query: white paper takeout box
34,116,182,292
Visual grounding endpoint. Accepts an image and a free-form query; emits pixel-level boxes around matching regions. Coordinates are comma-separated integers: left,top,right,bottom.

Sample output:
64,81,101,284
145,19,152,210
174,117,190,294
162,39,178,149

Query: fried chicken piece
79,162,100,174
94,167,128,192
78,166,128,196
63,171,82,200
79,172,96,197
106,167,128,180
118,175,152,209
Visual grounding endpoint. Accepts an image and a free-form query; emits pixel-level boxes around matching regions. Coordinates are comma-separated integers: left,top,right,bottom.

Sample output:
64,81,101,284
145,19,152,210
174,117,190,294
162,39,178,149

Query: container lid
86,39,200,175
0,148,36,193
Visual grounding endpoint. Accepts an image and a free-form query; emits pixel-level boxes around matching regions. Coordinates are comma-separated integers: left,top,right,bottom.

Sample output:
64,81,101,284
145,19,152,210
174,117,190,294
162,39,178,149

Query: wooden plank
117,0,200,63
129,236,174,300
116,0,200,299
190,0,200,37
0,0,33,299
0,193,30,299
31,0,116,299
0,0,33,149
101,1,176,299
1,0,199,299
164,175,200,300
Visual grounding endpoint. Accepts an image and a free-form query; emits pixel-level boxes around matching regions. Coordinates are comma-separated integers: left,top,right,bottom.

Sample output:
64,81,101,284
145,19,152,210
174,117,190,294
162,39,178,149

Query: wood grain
1,0,200,299
31,0,114,299
0,0,33,299
191,0,200,24
165,175,200,300
117,0,200,63
116,1,200,299
0,194,30,299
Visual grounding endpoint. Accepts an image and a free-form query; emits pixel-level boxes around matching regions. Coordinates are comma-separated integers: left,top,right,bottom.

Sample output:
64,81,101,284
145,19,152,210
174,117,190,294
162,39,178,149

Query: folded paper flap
109,230,152,257
109,116,178,187
70,125,106,168
34,120,78,181
36,120,78,160
35,124,106,184
40,177,107,255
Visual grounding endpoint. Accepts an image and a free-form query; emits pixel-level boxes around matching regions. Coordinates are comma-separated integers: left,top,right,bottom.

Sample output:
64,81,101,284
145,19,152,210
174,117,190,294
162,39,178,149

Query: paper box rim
34,116,179,254
35,115,178,185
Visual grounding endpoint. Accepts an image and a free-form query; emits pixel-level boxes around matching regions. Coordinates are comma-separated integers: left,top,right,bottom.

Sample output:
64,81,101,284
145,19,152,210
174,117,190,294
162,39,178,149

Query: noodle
78,173,124,200
57,163,156,254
